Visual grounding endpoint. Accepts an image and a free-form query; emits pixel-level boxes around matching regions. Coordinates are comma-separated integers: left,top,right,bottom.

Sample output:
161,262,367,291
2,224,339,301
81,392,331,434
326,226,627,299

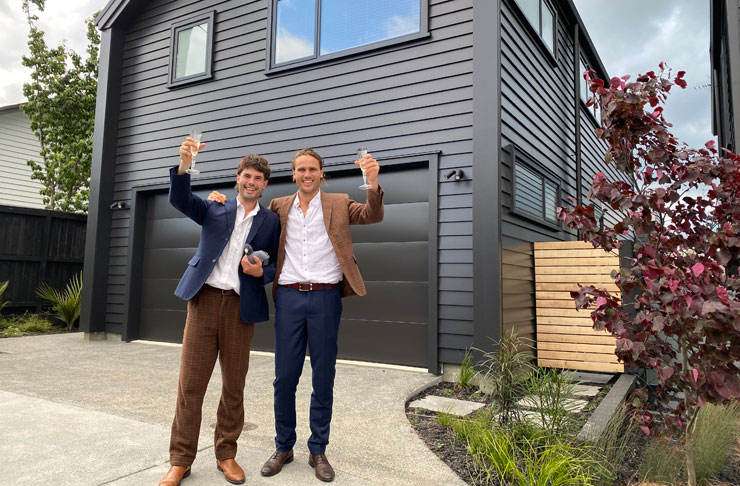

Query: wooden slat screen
534,241,624,373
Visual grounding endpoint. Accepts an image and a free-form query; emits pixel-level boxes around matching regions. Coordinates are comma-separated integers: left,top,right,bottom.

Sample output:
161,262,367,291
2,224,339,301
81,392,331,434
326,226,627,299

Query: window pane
514,162,545,217
320,0,420,55
544,180,558,222
275,0,316,64
541,2,555,52
515,0,539,30
579,58,589,102
175,23,208,79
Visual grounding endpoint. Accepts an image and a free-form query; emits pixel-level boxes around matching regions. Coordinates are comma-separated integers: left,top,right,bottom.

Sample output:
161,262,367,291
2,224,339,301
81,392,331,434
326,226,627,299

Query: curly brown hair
236,154,271,180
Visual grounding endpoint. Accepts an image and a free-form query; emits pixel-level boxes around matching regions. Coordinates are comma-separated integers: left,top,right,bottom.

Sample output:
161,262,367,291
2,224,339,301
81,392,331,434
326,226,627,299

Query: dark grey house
711,0,740,151
81,0,618,374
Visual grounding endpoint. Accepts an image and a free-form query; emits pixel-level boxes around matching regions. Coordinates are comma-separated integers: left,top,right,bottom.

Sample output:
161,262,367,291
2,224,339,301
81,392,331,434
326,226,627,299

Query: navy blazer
169,166,280,323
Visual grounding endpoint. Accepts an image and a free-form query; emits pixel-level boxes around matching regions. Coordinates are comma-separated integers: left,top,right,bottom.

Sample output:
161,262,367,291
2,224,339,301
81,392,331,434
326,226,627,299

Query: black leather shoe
309,453,335,482
260,449,294,477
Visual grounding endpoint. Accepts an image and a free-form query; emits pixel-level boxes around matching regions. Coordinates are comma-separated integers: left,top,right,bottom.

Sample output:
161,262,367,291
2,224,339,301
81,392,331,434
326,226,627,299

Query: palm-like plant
0,280,9,313
36,272,83,331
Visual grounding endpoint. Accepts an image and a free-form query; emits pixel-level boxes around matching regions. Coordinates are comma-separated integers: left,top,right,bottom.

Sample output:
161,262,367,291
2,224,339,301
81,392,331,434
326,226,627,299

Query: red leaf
691,262,705,277
658,366,674,383
640,425,651,436
691,368,699,383
716,286,730,305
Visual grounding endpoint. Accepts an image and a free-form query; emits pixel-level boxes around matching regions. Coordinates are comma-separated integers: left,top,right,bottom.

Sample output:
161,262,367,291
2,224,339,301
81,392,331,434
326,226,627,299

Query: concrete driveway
0,333,464,486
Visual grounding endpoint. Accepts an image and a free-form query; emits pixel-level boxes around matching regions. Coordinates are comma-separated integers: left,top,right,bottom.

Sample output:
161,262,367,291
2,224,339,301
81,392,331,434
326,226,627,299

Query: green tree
21,0,99,213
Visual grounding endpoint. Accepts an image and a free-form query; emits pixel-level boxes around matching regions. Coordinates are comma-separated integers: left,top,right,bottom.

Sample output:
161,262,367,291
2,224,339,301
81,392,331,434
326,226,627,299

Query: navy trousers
273,286,342,454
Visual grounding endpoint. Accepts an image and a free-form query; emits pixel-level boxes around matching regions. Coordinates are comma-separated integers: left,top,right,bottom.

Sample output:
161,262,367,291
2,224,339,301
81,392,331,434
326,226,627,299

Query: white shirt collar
237,200,260,220
293,191,321,209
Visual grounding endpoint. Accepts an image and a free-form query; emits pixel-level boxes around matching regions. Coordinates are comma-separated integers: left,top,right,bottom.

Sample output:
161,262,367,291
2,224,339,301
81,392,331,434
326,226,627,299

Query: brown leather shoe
309,453,335,482
260,449,294,477
216,458,245,485
158,465,191,486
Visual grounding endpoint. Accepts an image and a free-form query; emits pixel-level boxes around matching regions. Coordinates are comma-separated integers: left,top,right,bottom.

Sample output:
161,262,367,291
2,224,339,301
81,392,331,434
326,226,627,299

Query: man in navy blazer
159,137,280,486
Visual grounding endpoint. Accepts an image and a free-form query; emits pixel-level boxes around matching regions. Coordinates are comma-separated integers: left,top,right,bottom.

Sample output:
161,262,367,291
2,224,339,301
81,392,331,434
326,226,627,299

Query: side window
513,0,557,57
269,0,429,70
510,147,561,227
580,56,601,125
168,12,215,88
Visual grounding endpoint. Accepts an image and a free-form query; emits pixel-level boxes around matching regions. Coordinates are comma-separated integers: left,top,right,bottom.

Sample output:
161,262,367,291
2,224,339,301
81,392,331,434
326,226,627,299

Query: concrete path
0,333,464,486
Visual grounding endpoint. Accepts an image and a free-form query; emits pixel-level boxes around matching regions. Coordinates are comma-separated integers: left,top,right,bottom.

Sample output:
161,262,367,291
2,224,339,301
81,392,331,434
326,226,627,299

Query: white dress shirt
206,201,260,294
278,191,343,285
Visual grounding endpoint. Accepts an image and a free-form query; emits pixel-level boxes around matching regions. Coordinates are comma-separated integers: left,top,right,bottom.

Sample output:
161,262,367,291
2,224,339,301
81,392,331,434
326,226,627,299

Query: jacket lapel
245,205,266,245
225,198,237,235
320,191,332,232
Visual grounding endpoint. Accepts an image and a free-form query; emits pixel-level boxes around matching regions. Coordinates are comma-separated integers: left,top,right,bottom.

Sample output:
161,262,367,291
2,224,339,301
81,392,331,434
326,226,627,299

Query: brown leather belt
203,284,238,296
280,282,339,292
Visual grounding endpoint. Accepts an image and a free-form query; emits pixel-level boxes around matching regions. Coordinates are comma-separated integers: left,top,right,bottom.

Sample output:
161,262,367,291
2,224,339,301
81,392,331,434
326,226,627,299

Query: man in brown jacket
261,148,383,482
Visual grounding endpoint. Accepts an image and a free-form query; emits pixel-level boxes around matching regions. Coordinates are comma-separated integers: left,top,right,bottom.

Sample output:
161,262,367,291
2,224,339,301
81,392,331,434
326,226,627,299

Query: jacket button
212,259,216,263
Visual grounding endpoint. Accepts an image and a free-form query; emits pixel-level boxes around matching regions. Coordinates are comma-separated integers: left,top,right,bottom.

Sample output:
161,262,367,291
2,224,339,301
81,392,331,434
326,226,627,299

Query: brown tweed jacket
269,188,384,298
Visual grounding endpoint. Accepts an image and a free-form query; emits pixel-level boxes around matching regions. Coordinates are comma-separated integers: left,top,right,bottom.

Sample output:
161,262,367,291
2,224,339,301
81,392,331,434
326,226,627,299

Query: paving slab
564,371,615,385
408,395,486,416
572,384,602,397
517,396,589,413
0,333,465,486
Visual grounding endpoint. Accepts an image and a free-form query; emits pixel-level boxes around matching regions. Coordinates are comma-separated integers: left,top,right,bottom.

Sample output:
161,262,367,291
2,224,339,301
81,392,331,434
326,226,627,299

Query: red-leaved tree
558,64,739,485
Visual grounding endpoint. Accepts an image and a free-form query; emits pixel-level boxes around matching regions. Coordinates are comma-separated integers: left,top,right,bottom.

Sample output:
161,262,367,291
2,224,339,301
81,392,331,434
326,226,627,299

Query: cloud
384,14,419,39
275,28,314,64
573,0,713,148
0,0,103,106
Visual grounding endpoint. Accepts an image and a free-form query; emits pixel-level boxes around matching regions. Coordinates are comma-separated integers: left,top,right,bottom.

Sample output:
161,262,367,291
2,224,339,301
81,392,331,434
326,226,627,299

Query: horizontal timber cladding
499,0,630,240
533,241,624,373
501,236,535,348
103,0,475,368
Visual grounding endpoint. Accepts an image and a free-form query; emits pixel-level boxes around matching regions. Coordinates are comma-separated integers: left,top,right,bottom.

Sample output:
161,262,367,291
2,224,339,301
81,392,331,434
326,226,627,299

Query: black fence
0,205,86,312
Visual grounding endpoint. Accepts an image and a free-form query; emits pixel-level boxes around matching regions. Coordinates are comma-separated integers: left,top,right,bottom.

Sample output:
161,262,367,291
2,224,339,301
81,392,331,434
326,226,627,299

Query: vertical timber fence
0,205,86,312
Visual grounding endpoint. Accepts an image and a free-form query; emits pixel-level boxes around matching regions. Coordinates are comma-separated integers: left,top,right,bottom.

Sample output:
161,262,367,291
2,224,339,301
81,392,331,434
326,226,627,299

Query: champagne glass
357,147,371,190
187,128,202,175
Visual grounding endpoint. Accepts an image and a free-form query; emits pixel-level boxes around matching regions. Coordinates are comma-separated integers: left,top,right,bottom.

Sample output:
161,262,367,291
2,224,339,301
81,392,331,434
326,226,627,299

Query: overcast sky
0,0,714,147
573,0,713,148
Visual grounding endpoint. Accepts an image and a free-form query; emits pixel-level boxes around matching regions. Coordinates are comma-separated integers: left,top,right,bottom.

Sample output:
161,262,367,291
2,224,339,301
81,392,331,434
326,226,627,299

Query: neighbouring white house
0,103,44,209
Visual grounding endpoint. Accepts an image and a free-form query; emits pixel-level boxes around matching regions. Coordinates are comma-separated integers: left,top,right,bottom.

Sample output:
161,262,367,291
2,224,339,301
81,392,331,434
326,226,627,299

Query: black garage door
137,163,431,367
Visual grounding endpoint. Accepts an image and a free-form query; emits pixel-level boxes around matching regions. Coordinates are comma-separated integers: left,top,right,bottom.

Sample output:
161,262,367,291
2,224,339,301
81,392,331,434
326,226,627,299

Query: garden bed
0,313,72,338
405,373,739,485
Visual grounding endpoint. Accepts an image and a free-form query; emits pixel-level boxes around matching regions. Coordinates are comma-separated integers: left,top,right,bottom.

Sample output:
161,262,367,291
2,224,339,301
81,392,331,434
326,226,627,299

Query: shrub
559,64,739,485
525,369,577,437
440,410,612,486
639,402,739,484
458,349,476,388
476,328,534,425
36,272,82,331
690,402,739,483
0,313,55,337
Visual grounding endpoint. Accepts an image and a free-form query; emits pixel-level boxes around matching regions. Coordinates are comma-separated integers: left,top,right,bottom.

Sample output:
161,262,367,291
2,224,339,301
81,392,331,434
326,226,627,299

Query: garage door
137,163,430,366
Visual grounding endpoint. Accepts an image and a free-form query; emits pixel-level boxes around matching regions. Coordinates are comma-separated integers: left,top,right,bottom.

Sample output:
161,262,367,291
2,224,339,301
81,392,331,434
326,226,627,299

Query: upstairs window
269,0,429,70
168,12,215,88
509,146,561,228
513,0,556,55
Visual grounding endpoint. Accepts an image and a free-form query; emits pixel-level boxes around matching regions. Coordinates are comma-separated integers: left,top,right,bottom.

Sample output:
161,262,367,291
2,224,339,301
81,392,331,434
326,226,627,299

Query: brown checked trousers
169,285,255,466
